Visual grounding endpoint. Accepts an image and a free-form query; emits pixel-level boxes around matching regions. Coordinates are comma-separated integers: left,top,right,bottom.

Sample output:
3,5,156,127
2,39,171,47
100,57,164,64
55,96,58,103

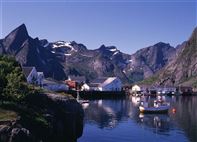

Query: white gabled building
37,72,44,86
22,66,44,87
89,77,122,91
81,83,90,91
131,85,141,92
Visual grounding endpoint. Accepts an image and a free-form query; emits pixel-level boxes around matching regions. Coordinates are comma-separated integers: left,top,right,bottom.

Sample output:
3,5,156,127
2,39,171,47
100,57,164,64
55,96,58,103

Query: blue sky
0,0,196,54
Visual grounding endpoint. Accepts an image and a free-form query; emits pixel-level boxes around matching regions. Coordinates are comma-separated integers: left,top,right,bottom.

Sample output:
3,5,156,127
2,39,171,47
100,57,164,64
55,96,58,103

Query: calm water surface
78,96,197,142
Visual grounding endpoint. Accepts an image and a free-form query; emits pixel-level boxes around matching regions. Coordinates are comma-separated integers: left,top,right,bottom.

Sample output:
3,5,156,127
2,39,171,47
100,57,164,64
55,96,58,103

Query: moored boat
139,105,170,113
139,100,170,113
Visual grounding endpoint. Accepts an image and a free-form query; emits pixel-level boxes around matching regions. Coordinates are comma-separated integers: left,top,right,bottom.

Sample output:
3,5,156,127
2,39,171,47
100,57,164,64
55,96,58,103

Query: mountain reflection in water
79,96,197,142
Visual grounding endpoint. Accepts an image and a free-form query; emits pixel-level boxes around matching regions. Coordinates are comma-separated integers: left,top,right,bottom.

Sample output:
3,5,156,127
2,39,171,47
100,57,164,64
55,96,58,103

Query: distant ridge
0,24,183,84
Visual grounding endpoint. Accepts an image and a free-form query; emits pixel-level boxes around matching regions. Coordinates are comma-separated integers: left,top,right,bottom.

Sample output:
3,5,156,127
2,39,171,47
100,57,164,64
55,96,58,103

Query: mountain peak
10,23,28,37
188,26,197,43
154,42,170,47
99,44,117,51
99,44,106,49
3,23,29,54
18,23,27,29
193,26,197,34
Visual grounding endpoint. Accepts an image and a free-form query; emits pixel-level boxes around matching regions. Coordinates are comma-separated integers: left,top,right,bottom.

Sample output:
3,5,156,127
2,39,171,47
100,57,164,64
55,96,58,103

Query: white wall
37,73,44,86
26,67,38,84
132,85,141,92
81,84,90,91
26,68,45,87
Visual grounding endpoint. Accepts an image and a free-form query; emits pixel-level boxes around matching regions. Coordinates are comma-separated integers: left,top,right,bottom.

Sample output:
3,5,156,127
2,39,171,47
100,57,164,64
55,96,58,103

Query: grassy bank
0,108,18,121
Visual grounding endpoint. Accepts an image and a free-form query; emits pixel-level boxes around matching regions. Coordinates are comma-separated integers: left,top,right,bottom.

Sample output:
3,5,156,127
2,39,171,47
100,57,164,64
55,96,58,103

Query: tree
0,55,31,103
4,67,27,102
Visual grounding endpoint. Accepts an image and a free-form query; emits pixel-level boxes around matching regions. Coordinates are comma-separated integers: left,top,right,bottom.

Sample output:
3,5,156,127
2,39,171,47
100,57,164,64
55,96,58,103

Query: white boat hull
139,105,170,113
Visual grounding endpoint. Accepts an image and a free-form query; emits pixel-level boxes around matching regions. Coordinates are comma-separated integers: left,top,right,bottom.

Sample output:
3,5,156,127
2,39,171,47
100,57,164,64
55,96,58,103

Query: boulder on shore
0,93,84,142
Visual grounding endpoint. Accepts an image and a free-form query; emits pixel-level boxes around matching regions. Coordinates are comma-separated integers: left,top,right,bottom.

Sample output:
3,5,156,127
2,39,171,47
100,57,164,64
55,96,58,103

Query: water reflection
170,96,197,142
83,99,133,129
81,96,197,142
138,114,171,135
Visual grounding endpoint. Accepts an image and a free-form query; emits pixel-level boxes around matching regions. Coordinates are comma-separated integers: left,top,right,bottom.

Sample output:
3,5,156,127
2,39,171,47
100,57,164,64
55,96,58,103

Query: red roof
65,80,76,88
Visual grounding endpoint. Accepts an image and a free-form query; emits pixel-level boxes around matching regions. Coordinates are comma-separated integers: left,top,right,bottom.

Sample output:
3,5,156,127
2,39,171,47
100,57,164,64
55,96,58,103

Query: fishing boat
139,100,170,113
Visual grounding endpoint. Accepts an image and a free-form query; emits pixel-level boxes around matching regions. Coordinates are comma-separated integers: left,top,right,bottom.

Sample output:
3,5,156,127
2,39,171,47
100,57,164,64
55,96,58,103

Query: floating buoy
172,108,176,113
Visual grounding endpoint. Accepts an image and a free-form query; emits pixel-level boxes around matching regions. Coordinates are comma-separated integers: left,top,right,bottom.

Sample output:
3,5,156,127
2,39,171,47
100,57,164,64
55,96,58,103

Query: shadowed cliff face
0,24,176,83
134,42,175,73
2,24,29,55
47,42,175,84
0,93,84,142
0,24,66,80
155,27,197,86
124,42,175,82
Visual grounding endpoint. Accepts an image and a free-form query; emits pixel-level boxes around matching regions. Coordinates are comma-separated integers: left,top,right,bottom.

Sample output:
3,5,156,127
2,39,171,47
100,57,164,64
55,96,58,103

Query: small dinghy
139,100,170,113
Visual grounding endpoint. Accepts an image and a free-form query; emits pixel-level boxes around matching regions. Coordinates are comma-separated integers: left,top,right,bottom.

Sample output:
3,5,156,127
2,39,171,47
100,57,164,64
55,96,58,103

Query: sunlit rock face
155,27,197,86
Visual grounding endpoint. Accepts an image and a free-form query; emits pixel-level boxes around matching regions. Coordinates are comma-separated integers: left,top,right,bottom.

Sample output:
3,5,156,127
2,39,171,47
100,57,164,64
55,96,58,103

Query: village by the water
1,1,196,141
23,66,195,114
18,64,197,141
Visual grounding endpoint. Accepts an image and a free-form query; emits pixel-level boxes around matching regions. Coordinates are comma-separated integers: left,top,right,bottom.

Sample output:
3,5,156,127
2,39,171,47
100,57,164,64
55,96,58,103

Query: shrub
0,55,31,102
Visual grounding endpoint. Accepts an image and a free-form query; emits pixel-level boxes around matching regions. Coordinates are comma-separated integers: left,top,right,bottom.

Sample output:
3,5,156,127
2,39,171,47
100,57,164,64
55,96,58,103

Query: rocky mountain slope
0,24,66,80
0,24,176,84
124,42,175,83
144,27,197,86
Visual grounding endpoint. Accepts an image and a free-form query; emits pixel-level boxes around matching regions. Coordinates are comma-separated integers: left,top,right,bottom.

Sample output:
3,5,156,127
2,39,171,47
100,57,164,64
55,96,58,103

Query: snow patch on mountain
109,48,117,52
113,51,119,56
64,53,72,56
52,41,77,52
43,42,49,47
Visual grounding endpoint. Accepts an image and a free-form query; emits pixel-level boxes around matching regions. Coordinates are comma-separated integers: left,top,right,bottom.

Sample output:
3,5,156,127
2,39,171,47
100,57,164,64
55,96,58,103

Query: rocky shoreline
0,93,84,142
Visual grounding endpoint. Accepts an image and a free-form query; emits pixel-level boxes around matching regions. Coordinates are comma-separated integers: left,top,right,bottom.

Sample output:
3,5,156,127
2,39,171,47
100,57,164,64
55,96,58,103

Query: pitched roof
100,77,117,87
91,77,118,87
91,77,109,84
22,67,34,78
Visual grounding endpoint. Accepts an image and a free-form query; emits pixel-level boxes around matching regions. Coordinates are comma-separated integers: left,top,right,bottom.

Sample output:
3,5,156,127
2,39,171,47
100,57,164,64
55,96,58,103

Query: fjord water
78,96,197,142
